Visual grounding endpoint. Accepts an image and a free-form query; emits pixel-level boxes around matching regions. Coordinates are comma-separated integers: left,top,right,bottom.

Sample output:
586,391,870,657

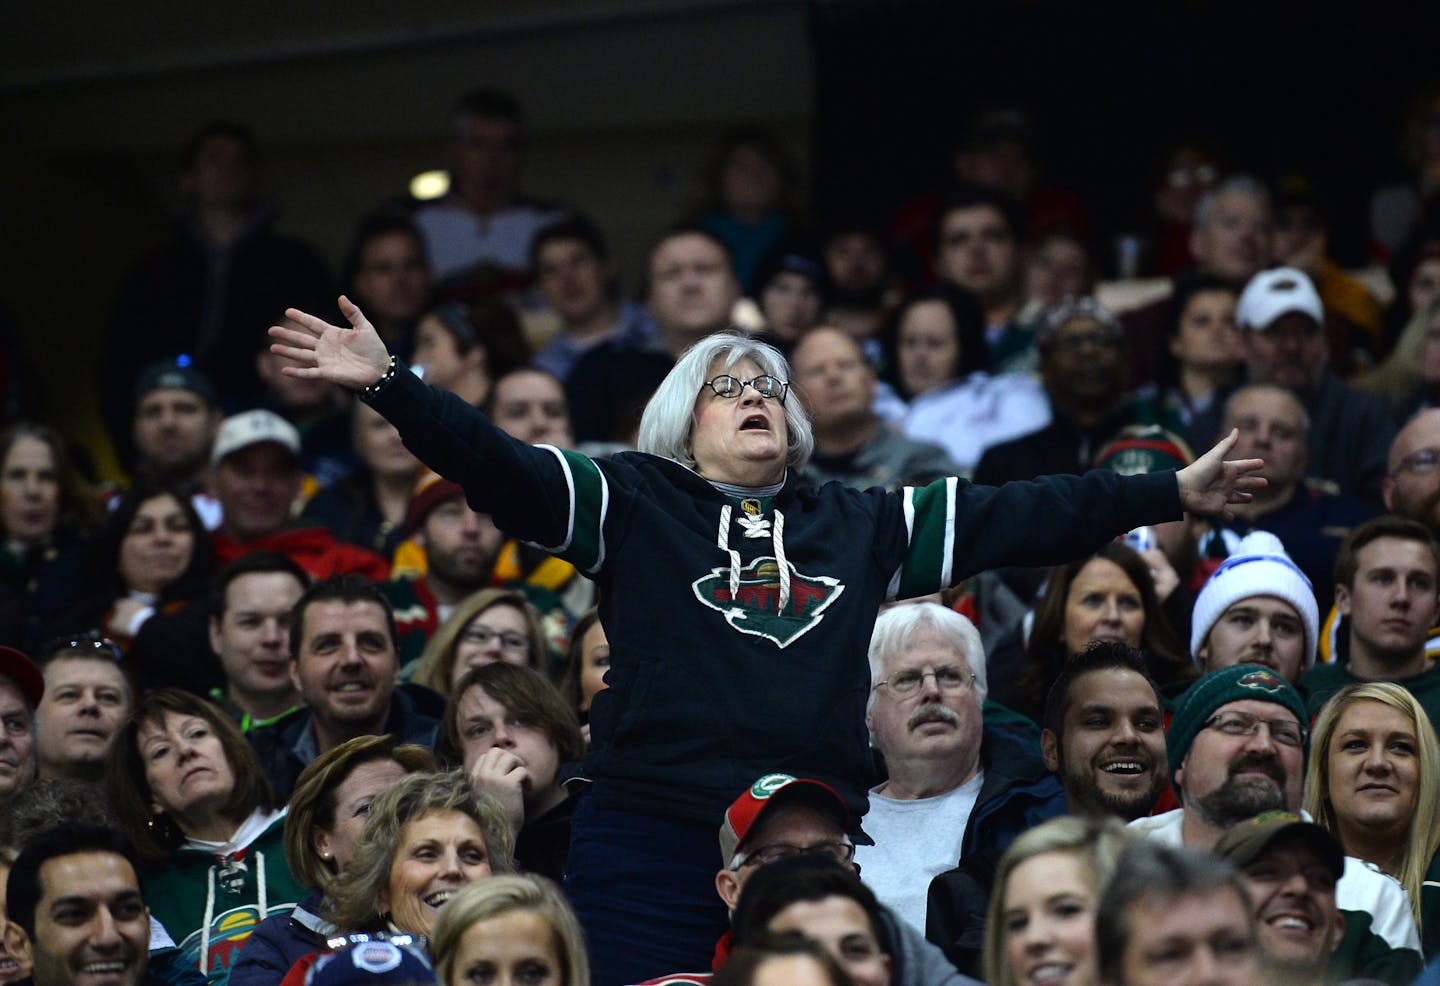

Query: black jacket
369,363,1181,823
247,683,443,800
924,725,1068,978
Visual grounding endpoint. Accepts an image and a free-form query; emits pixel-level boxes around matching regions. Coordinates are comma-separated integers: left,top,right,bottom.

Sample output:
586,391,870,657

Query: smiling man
1129,663,1422,982
246,575,441,799
1040,642,1167,821
6,825,152,986
1214,812,1346,986
1301,515,1440,732
861,605,1063,974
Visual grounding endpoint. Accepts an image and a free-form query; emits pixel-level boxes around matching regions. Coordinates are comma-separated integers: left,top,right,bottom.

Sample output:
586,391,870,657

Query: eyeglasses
1203,710,1306,748
737,840,855,869
459,625,530,652
1393,448,1440,477
700,374,788,403
42,633,124,663
873,666,976,697
1049,329,1121,354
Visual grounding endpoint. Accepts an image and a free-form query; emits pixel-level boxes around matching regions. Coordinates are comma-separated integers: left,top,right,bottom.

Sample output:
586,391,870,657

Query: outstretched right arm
269,298,600,563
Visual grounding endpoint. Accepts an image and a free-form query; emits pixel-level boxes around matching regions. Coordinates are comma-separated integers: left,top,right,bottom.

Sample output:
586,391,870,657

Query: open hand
1176,429,1267,521
268,295,391,391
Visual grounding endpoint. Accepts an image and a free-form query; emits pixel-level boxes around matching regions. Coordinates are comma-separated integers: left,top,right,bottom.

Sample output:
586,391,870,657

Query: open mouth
79,961,131,976
1100,760,1148,776
423,890,455,908
1266,913,1315,934
739,414,769,432
1024,961,1073,985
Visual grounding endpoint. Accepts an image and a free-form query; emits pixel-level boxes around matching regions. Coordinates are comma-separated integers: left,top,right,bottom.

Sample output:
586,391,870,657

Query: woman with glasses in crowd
229,735,436,986
412,587,551,693
270,296,1260,985
1304,682,1440,954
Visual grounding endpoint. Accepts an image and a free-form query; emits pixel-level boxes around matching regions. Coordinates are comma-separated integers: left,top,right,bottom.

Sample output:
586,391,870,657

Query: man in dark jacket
973,298,1144,485
247,575,440,799
859,603,1064,977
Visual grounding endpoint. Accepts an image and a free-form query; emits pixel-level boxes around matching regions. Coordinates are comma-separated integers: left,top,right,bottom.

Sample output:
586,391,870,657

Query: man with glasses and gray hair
1128,663,1422,978
861,603,1062,976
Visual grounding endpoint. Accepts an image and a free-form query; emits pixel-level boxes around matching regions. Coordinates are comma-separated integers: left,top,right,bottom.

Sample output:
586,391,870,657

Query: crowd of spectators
8,79,1440,986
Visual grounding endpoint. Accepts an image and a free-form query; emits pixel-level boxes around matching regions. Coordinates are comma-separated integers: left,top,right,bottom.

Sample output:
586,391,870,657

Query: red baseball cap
718,773,859,864
0,645,43,707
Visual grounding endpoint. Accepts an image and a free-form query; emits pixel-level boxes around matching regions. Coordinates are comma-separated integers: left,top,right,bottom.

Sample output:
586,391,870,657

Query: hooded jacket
141,811,308,986
368,364,1181,822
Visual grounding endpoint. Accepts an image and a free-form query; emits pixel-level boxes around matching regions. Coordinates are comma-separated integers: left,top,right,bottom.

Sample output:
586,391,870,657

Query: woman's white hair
866,602,987,716
636,331,814,472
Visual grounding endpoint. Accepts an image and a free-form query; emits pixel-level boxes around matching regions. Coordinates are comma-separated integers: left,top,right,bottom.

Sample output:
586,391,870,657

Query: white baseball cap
1236,267,1323,330
211,409,302,466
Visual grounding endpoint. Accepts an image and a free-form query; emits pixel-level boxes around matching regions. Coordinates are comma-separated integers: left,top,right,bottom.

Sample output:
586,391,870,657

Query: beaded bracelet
358,355,399,402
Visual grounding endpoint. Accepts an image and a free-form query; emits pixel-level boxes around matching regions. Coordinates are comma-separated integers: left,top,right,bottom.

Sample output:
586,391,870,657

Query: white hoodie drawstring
256,850,268,920
201,865,216,979
772,509,790,613
717,504,791,614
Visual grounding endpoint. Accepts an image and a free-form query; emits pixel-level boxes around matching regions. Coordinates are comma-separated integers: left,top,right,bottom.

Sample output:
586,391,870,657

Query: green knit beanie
1167,664,1309,788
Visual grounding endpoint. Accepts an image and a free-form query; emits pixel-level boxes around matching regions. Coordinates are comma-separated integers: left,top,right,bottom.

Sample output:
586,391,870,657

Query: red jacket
212,526,390,581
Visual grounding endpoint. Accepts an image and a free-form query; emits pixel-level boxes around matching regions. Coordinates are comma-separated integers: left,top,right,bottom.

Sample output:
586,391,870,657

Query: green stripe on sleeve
896,478,955,599
559,449,608,573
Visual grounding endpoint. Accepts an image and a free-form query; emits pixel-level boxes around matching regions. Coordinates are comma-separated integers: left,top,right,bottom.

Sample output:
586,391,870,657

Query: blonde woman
1304,681,1440,953
411,587,550,694
431,874,589,986
1357,297,1440,416
981,815,1131,986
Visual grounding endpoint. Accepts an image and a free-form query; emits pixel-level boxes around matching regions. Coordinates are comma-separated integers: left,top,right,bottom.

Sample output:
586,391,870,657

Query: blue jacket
228,892,335,986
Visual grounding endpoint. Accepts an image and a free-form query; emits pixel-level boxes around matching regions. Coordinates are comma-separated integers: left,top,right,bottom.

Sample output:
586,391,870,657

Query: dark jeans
565,793,729,986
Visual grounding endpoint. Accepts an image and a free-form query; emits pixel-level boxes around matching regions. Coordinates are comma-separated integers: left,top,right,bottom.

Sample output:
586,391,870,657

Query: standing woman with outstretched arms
271,297,1263,986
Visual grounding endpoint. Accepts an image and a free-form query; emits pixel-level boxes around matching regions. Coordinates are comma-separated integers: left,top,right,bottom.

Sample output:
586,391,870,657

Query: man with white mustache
858,604,1063,979
1128,664,1422,982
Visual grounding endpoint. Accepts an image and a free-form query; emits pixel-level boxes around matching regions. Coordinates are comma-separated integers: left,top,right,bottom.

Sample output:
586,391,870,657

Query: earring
320,850,331,859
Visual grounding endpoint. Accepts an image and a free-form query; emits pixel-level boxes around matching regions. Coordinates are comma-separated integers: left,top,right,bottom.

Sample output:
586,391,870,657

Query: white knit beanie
1189,531,1319,671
